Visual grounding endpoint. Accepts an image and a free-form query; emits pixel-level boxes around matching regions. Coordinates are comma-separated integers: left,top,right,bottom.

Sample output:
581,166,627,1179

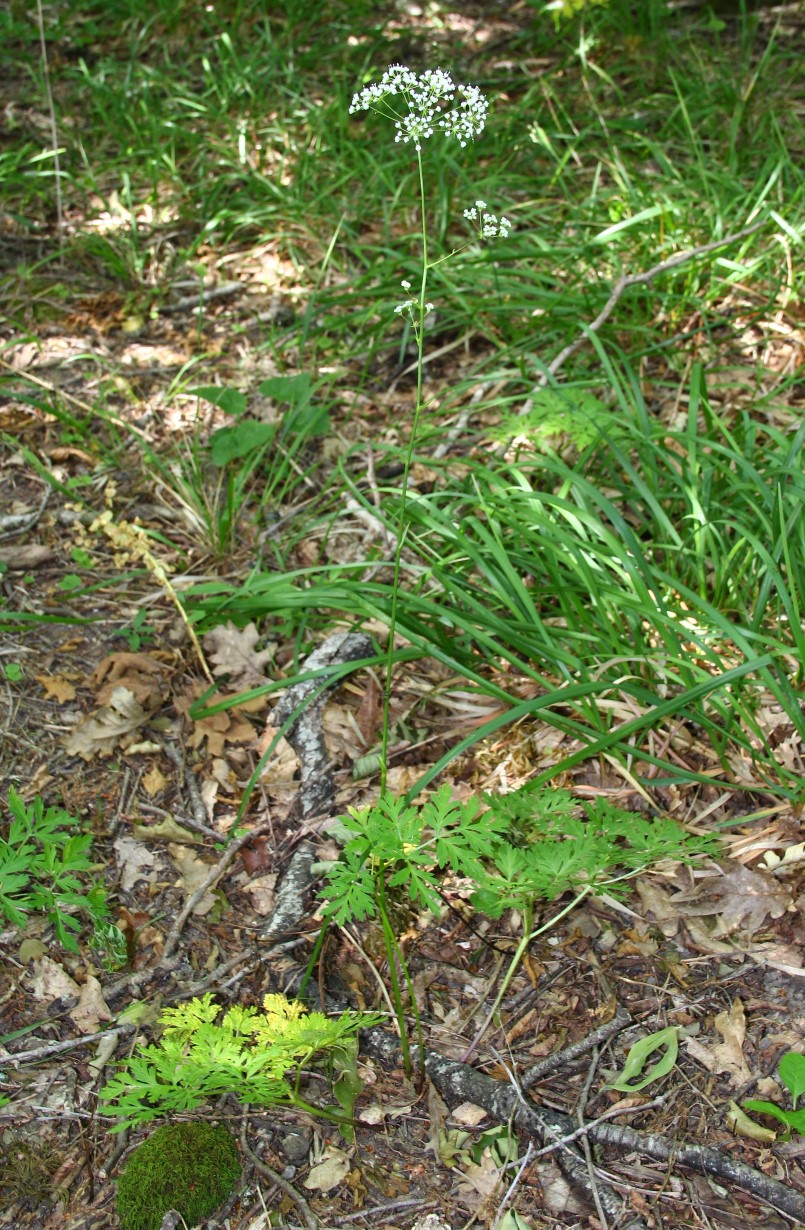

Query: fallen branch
360,1027,805,1225
521,218,769,405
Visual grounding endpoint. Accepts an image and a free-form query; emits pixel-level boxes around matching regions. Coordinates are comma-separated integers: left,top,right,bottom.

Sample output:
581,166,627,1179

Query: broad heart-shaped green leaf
607,1027,678,1093
779,1052,805,1109
209,419,276,466
743,1099,805,1136
259,373,329,436
285,398,330,435
259,373,312,404
188,386,247,416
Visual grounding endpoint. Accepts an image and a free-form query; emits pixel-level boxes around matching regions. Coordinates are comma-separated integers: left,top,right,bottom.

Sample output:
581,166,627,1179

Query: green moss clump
116,1121,240,1230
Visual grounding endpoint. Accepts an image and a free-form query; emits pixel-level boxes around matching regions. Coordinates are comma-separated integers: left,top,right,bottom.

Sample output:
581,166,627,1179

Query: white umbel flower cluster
394,280,434,318
463,200,512,239
349,63,489,152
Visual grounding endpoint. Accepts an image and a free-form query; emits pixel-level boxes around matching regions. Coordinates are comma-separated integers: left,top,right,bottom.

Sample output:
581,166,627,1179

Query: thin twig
6,1026,131,1066
520,1007,631,1088
160,821,274,962
0,358,150,440
518,218,770,414
576,1047,608,1230
530,1096,665,1160
162,741,220,839
239,1120,319,1230
333,1199,438,1224
491,1142,534,1230
158,281,244,313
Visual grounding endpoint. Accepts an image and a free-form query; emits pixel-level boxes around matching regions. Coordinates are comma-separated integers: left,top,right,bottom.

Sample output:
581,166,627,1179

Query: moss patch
116,1121,240,1230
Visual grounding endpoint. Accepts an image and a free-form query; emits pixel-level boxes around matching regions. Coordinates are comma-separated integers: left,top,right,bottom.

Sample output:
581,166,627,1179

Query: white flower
401,279,411,290
349,64,489,153
464,200,513,240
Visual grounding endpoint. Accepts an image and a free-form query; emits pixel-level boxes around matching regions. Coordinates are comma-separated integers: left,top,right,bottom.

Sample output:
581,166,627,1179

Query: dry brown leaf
455,1148,502,1200
386,764,427,794
36,675,77,702
0,544,54,569
303,1145,351,1193
29,957,80,1002
322,701,366,759
63,686,150,759
142,765,168,796
241,872,277,915
354,672,381,744
168,843,217,915
685,999,752,1086
113,835,161,892
203,620,274,685
536,1163,587,1216
176,681,258,756
91,652,169,706
634,880,681,938
257,727,300,784
671,861,792,937
133,816,200,844
68,975,113,1033
451,1102,489,1127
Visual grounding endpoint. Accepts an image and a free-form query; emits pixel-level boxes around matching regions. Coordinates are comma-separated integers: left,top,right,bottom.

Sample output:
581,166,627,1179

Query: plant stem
464,887,594,1059
376,871,412,1075
380,150,429,794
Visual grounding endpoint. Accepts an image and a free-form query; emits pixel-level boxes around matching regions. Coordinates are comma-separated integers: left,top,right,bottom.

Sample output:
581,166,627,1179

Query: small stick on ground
239,1118,319,1230
520,1006,631,1089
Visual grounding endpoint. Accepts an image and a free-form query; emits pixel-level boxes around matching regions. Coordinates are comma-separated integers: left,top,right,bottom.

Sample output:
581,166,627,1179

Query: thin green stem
376,871,412,1074
466,887,594,1055
380,149,429,792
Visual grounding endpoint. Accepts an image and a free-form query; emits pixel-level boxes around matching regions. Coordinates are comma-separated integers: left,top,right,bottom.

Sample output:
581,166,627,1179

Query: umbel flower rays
349,64,489,151
464,199,512,239
349,65,512,328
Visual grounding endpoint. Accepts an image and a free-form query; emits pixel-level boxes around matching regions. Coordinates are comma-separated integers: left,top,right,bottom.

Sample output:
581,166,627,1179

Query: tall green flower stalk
348,65,511,790
346,67,510,1069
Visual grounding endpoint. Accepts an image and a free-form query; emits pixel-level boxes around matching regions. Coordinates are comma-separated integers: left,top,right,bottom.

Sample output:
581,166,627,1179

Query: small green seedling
0,788,119,955
744,1052,805,1137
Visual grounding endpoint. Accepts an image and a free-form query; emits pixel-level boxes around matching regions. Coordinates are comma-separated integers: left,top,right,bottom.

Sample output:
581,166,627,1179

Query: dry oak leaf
113,835,161,892
29,957,80,1003
142,764,168,796
203,620,274,686
455,1148,503,1201
90,651,171,707
635,879,682,938
63,685,150,759
303,1145,351,1193
0,544,53,569
36,674,78,702
670,861,792,937
175,681,258,757
241,872,277,916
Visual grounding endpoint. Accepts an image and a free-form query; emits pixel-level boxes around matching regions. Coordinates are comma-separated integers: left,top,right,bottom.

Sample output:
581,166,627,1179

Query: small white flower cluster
394,280,433,318
463,200,512,239
349,63,489,153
